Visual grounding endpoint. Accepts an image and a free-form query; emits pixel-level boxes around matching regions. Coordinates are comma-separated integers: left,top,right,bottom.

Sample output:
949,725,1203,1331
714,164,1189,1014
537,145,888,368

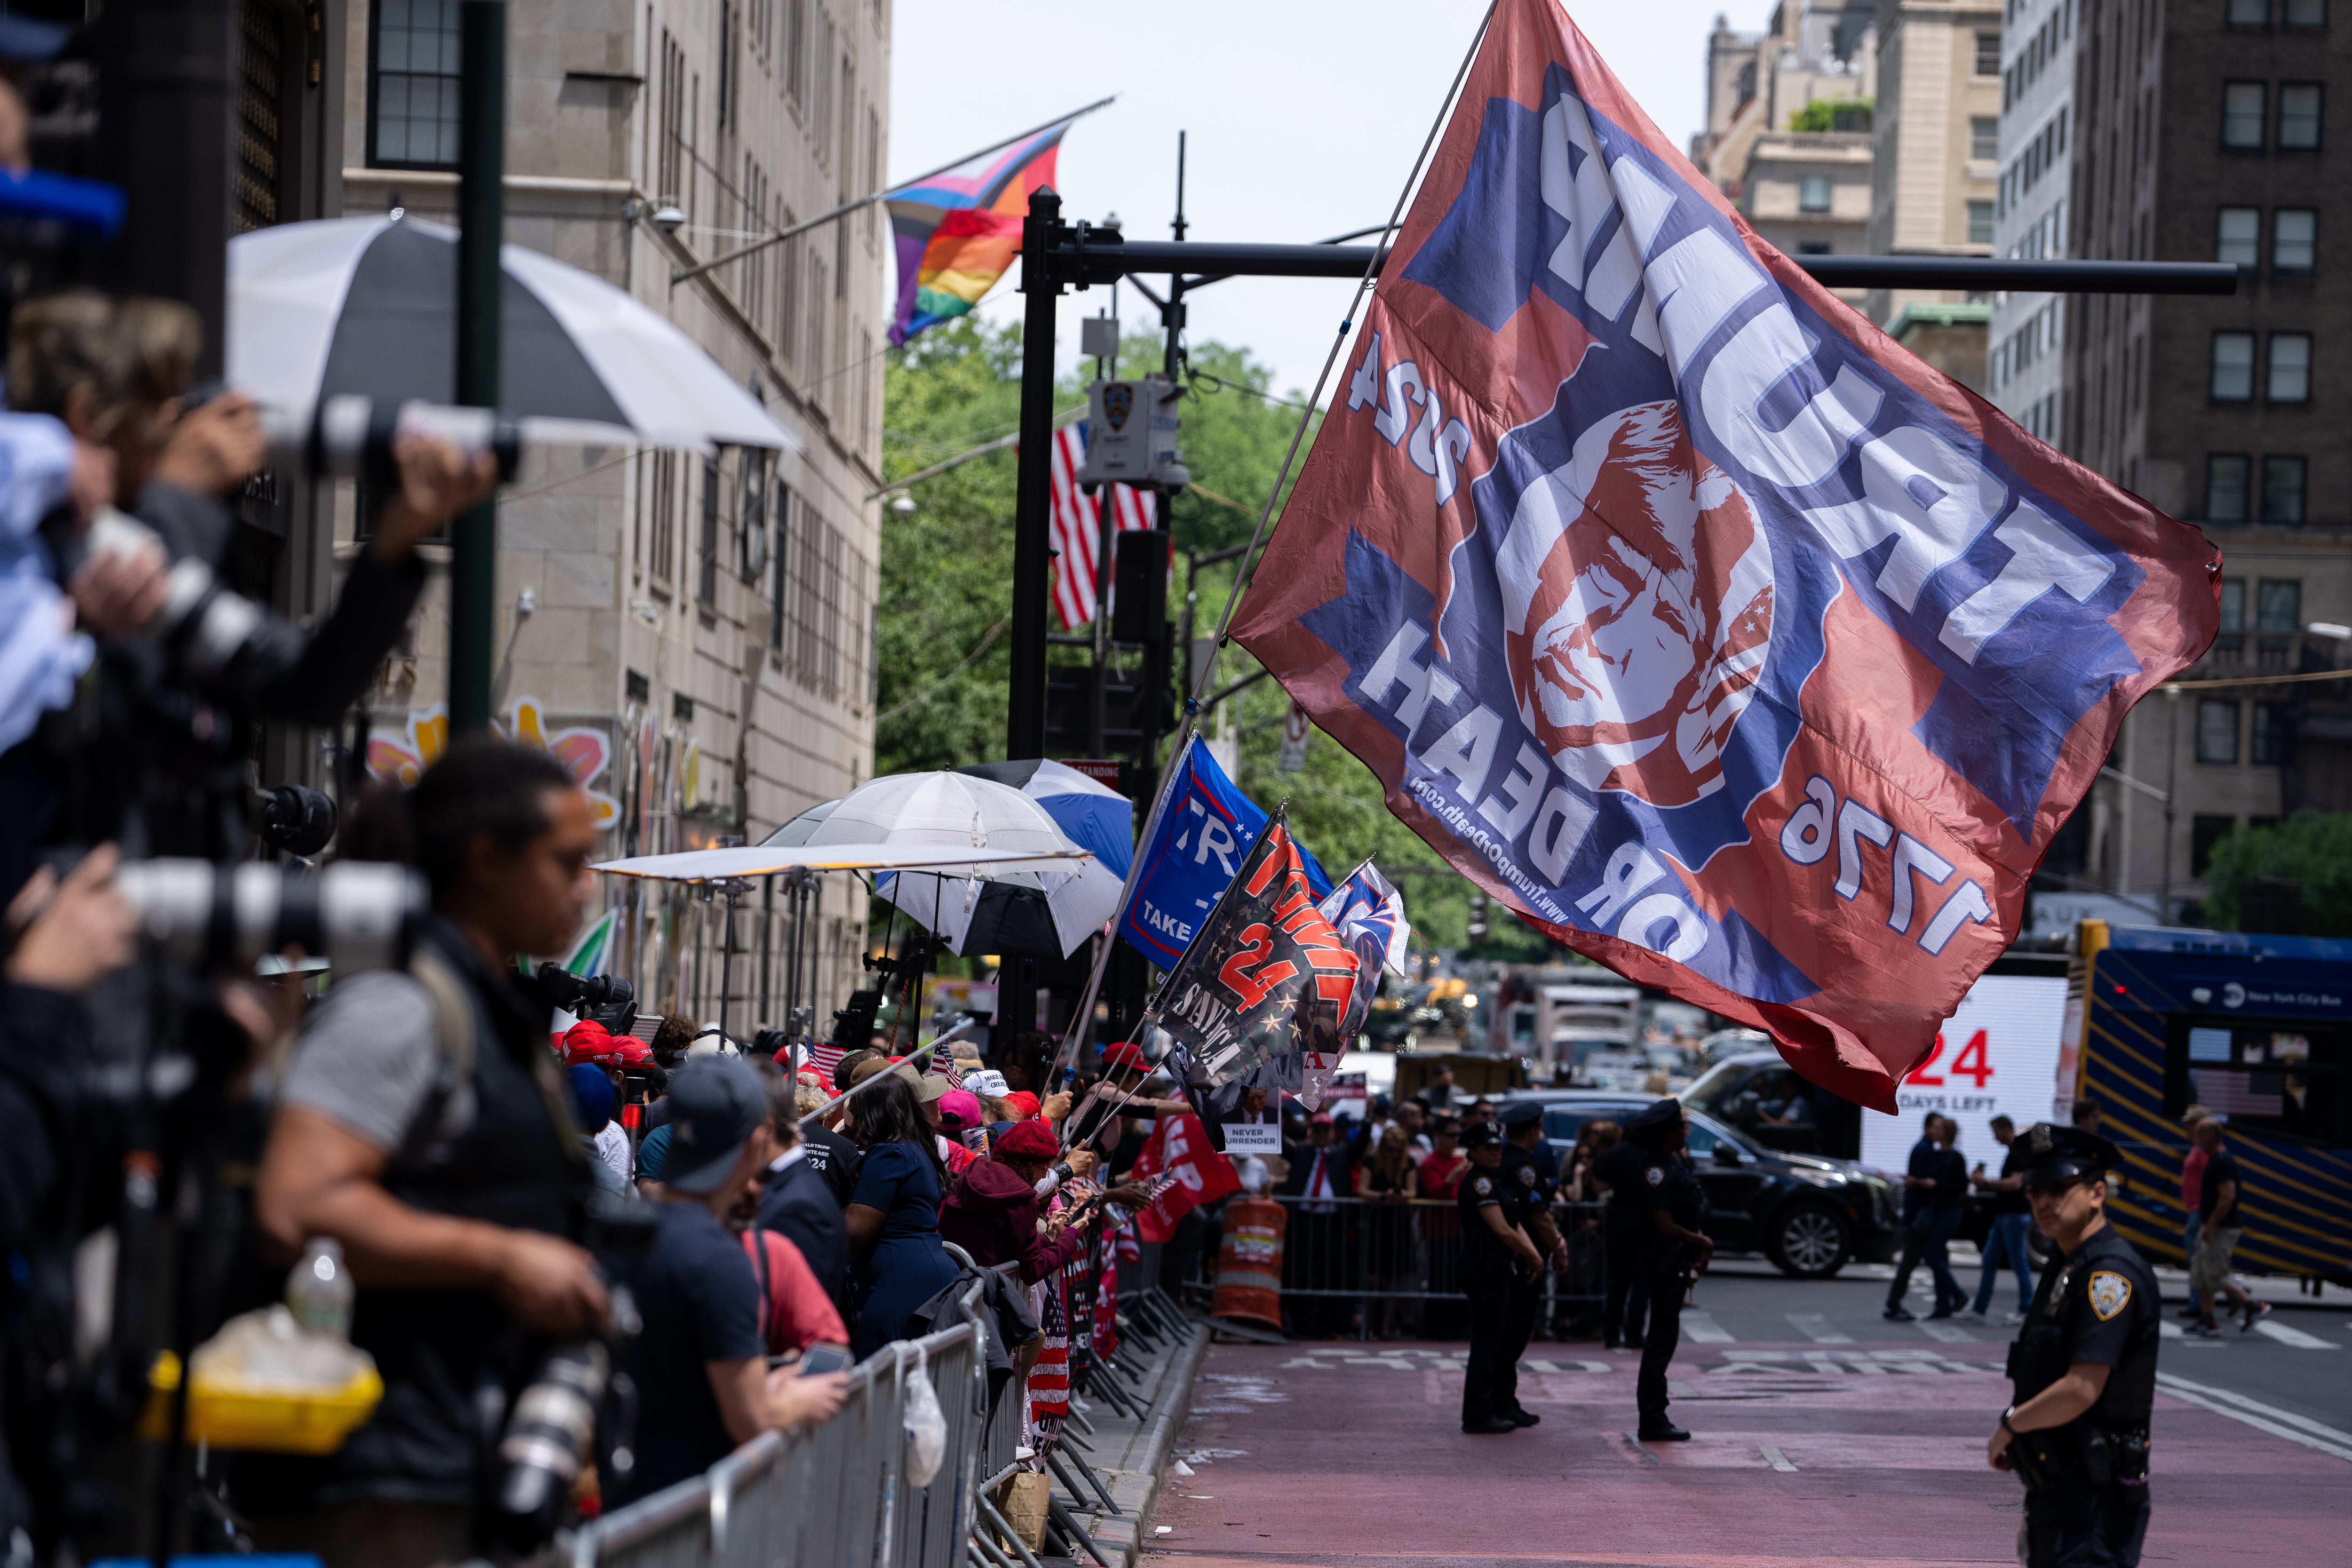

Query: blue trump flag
1119,739,1332,969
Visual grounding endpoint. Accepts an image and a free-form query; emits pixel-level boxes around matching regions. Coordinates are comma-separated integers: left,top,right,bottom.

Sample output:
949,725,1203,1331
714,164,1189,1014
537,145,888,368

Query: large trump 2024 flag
1232,0,2219,1111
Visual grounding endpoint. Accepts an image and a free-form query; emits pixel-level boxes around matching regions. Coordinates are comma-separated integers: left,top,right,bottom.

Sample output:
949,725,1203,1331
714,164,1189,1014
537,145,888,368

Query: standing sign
1859,972,2068,1178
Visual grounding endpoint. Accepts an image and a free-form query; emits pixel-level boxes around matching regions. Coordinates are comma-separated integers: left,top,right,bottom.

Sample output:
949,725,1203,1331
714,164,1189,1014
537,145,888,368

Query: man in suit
1280,1112,1359,1338
1886,1113,1968,1320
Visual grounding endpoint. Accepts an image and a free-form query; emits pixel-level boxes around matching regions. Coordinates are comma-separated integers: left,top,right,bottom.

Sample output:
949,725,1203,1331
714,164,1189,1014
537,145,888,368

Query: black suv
1504,1090,1902,1278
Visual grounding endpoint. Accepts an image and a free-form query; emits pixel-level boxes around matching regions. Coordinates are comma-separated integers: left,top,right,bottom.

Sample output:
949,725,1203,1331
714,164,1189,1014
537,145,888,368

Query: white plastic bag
903,1348,947,1488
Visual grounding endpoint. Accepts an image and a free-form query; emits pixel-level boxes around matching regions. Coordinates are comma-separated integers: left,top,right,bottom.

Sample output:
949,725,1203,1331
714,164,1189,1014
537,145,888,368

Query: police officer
1458,1119,1543,1433
1986,1123,2159,1567
1497,1101,1569,1424
1626,1098,1711,1443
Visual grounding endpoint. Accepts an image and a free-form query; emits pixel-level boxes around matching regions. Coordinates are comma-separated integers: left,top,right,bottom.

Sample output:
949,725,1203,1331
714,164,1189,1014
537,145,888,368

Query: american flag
1049,421,1156,630
1092,1226,1121,1359
1027,1269,1071,1425
805,1040,845,1081
930,1039,964,1086
2190,1068,2284,1119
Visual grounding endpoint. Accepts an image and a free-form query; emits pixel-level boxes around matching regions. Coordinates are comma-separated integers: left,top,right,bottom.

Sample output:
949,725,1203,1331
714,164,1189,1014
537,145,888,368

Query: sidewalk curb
1087,1321,1210,1568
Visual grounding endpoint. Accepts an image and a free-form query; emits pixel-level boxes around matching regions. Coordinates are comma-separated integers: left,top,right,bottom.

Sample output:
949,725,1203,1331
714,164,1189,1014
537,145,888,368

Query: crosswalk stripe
1760,1445,1798,1472
2252,1318,2340,1351
1681,1311,1735,1343
1786,1313,1853,1344
1916,1321,1977,1344
2154,1372,2352,1462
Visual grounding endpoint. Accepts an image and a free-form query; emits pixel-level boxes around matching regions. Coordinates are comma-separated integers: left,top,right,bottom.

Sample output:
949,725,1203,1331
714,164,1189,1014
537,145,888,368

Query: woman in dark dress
843,1074,960,1358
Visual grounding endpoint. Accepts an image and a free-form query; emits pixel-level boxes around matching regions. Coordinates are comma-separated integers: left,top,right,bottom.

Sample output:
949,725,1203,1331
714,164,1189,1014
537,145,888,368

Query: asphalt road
1141,1261,2352,1568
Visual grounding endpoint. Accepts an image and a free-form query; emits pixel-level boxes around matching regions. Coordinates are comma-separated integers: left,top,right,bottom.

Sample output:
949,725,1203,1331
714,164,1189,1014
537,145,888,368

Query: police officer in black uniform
1987,1123,2159,1567
1496,1101,1569,1425
1626,1098,1711,1443
1458,1119,1544,1433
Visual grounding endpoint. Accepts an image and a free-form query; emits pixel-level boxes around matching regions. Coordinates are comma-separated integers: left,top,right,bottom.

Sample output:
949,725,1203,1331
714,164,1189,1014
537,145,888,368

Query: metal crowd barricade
1188,1194,1611,1337
570,1273,993,1568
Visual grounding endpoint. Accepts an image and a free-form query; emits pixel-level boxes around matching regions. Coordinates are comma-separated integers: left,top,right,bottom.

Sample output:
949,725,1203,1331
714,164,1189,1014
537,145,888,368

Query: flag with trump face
1230,0,2219,1111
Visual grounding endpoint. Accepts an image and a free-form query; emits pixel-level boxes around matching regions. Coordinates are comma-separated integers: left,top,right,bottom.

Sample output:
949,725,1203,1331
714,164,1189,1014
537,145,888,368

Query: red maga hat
561,1019,615,1065
1002,1090,1041,1120
1100,1040,1148,1072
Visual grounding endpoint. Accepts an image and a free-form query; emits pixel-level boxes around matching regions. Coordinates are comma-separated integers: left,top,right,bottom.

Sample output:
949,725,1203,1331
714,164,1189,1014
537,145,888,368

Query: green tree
1789,96,1873,132
2204,811,2352,937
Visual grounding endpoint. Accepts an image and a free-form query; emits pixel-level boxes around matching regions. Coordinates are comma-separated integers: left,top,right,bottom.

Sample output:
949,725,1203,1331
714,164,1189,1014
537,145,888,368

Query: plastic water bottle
287,1237,353,1340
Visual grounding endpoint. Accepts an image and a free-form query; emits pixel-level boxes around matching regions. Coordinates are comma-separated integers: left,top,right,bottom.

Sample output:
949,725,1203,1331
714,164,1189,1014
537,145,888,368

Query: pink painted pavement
1140,1338,2350,1568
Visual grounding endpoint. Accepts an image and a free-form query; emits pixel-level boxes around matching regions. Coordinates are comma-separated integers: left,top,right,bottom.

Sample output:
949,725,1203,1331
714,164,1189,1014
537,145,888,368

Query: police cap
1496,1100,1544,1129
2015,1122,2123,1188
1626,1097,1682,1134
1461,1119,1504,1148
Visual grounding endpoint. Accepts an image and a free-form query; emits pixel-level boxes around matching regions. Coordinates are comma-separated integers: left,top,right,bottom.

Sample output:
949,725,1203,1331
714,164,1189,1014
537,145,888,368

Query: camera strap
398,948,480,1169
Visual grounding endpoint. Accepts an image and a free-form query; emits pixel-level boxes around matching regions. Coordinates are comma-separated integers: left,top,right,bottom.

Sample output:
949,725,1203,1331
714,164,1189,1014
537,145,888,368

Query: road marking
1681,1312,1735,1343
1760,1445,1798,1472
1786,1313,1854,1343
1621,1432,1663,1465
2252,1318,2340,1351
1916,1321,1977,1344
2157,1321,2225,1345
2154,1372,2352,1462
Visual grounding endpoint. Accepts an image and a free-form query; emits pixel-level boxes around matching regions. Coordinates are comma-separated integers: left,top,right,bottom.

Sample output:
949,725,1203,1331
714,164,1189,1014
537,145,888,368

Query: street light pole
450,0,507,734
1008,186,1064,763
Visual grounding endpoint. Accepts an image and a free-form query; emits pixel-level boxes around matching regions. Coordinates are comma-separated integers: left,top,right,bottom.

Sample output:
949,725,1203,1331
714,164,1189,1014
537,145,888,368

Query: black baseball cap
660,1056,768,1194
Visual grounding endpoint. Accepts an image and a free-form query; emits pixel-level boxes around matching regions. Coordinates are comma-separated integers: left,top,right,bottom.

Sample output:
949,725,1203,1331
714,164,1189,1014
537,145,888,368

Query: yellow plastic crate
143,1352,383,1455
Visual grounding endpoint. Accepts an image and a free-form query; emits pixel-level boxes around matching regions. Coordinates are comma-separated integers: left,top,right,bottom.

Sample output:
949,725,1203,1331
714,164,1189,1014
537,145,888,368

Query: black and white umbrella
227,215,794,452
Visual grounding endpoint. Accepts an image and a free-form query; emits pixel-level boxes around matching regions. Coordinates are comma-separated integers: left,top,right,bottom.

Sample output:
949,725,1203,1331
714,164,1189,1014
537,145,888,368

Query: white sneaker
2003,1310,2028,1325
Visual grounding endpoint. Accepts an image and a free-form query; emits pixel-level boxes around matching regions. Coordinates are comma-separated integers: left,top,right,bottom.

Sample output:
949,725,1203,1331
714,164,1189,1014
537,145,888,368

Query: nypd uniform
1457,1121,1530,1433
1627,1098,1707,1441
1497,1102,1557,1425
2000,1125,2160,1567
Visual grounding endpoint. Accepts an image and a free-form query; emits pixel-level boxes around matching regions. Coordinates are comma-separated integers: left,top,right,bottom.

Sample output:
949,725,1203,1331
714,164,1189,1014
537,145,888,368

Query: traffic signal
1466,890,1489,941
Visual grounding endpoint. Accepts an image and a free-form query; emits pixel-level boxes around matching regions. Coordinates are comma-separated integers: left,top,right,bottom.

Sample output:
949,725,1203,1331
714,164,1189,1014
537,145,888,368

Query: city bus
2073,921,2352,1287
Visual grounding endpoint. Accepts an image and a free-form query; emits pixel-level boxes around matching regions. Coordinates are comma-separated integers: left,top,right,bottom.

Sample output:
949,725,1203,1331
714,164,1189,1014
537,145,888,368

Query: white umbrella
760,797,842,846
591,842,1087,883
814,772,1127,958
226,215,795,453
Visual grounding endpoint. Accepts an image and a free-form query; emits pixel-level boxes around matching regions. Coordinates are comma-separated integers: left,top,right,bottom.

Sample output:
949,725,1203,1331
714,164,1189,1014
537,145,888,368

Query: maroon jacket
938,1158,1088,1281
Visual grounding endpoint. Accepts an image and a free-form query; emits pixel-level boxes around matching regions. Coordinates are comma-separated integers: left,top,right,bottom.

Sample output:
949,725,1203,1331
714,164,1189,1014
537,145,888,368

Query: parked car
1504,1088,1901,1278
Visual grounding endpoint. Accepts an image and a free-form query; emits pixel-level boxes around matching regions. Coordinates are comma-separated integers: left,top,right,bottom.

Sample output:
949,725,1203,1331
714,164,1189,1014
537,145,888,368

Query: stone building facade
331,0,890,1024
1864,0,2003,327
1986,0,2077,444
2058,0,2352,925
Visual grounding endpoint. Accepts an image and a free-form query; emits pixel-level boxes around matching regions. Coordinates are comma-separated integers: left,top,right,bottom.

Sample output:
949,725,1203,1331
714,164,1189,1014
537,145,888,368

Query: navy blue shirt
615,1202,763,1503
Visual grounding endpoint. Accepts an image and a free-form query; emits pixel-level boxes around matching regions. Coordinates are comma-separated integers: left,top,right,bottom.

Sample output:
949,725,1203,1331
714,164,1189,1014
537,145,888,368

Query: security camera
651,201,687,237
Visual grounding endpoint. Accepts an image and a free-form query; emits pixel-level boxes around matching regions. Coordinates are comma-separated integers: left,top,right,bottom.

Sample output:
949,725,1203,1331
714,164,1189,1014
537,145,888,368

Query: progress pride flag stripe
1232,0,2217,1110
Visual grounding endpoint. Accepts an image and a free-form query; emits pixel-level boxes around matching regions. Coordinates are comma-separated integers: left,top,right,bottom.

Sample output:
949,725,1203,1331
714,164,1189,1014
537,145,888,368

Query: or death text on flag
1143,818,1359,1086
1050,421,1157,630
1229,0,2219,1110
887,124,1067,346
1119,738,1331,969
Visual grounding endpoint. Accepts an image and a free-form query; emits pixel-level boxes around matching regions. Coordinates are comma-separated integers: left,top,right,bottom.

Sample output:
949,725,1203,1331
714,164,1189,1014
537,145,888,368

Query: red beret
993,1121,1061,1161
1101,1040,1147,1072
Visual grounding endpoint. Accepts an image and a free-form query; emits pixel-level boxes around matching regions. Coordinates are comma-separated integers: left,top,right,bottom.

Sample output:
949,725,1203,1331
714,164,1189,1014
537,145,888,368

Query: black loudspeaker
1112,530,1169,644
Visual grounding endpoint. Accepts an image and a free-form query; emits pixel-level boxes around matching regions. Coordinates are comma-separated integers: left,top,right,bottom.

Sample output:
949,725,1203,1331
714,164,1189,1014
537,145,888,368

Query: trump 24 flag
1231,0,2219,1110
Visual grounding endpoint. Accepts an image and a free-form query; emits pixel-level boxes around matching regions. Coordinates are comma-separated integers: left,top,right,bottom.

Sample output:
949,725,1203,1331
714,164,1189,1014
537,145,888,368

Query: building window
2197,699,2242,764
2223,81,2268,147
2252,703,2297,765
2217,207,2261,266
2261,456,2309,524
1799,174,1832,212
2191,815,2241,876
2227,0,2270,21
2219,579,2246,629
2268,332,2312,401
1799,240,1832,254
1975,32,2002,73
2280,83,2325,147
2284,0,2328,24
770,483,792,652
370,0,463,169
1971,116,1999,160
2207,454,2252,522
2257,578,2302,629
1968,200,1994,244
2212,332,2257,399
698,457,722,607
648,451,677,583
2274,207,2317,270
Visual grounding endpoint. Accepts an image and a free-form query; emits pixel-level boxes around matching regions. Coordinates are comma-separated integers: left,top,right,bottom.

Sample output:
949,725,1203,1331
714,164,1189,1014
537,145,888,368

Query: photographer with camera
246,740,607,1568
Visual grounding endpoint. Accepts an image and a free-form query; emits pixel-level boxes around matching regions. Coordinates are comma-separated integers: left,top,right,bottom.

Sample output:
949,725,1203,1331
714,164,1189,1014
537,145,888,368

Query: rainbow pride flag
887,124,1067,346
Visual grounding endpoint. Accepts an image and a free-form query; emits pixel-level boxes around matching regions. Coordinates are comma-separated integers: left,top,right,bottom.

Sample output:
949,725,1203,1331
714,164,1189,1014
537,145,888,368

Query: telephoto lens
492,1340,610,1546
256,784,338,858
115,859,429,974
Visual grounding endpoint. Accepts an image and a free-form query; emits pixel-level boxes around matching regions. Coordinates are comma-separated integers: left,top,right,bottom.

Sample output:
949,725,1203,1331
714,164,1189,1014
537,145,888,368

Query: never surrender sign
1233,0,2218,1110
1145,820,1361,1085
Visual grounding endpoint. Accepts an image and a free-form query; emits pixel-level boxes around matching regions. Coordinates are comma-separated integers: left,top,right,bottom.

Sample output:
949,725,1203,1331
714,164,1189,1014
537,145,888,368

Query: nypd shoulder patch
2088,1271,2131,1321
1473,1175,1494,1196
1518,1166,1538,1185
1645,1165,1666,1186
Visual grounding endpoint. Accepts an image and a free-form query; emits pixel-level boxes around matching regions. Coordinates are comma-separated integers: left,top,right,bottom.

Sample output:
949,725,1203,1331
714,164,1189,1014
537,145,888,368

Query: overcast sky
887,0,1776,397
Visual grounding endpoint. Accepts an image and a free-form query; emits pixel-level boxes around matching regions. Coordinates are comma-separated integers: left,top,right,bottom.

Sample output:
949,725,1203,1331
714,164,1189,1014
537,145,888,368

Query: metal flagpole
448,0,506,733
1048,0,1499,1087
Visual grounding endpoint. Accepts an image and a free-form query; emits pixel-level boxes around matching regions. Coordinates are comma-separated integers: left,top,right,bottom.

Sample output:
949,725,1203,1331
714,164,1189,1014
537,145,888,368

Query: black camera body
829,988,882,1051
535,962,637,1036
